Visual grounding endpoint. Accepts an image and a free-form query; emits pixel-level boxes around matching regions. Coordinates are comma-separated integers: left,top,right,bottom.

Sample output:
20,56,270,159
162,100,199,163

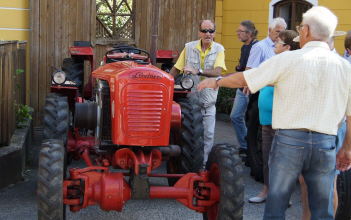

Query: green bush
216,87,236,114
16,104,33,128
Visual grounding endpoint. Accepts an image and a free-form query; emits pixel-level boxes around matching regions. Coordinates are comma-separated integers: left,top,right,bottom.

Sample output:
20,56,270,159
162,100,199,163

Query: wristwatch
216,76,223,86
197,68,203,76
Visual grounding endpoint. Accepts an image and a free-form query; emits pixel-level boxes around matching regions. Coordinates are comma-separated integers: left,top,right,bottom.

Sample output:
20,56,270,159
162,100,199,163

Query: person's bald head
199,20,216,30
198,20,216,47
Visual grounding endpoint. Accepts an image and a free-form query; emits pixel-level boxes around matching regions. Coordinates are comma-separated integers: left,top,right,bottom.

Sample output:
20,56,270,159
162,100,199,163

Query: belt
294,128,317,133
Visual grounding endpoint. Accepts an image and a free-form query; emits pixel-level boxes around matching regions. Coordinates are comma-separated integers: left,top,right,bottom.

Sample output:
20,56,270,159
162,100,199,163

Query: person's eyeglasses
200,29,215,34
236,30,247,34
296,24,305,33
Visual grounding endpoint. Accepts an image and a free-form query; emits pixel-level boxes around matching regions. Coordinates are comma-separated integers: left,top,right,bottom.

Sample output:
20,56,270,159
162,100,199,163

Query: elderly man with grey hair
198,6,351,219
244,17,287,204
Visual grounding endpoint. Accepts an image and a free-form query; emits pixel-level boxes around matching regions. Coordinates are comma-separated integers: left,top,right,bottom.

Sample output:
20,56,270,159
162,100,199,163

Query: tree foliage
216,87,235,114
96,0,133,36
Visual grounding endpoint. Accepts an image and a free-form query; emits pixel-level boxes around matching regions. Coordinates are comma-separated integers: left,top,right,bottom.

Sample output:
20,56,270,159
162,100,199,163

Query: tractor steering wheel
105,46,150,64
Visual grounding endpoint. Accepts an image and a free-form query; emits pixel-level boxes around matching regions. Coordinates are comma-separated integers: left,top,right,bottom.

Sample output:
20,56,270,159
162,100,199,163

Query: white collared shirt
244,41,351,135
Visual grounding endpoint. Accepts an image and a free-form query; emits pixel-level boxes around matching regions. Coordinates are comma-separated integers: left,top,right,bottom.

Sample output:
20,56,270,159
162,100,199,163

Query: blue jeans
230,89,249,149
335,120,346,175
264,129,336,220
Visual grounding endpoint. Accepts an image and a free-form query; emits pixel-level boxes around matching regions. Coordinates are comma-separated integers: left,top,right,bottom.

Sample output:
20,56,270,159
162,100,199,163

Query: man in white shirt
197,6,351,219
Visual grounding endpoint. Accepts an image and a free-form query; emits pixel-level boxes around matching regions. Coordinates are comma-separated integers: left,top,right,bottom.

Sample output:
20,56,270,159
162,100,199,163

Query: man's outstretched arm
197,72,247,90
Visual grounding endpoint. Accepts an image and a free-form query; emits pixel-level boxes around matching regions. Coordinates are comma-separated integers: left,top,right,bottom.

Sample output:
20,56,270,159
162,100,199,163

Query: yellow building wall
0,0,30,103
319,0,351,55
217,0,351,72
216,0,270,72
0,0,29,40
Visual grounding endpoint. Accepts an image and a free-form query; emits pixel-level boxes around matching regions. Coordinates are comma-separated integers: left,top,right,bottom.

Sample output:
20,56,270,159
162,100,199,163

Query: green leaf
16,69,24,75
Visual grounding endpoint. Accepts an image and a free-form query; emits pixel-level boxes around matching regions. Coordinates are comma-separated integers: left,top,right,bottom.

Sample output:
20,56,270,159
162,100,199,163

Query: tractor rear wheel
43,94,69,143
336,169,351,220
167,97,204,185
62,58,84,87
203,144,244,220
37,139,66,220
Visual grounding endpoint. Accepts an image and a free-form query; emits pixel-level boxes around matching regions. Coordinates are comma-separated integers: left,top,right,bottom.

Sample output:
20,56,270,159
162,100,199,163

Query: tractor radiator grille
125,90,163,133
120,82,171,140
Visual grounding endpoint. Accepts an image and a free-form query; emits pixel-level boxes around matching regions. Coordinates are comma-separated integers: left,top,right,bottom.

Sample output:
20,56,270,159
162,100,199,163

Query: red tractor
37,41,244,220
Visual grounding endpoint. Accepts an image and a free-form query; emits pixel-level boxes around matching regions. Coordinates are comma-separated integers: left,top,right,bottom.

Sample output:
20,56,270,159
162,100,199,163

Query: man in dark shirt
230,20,258,152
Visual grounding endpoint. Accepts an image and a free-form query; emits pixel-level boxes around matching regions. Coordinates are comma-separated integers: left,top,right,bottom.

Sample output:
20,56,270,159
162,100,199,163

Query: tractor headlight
52,70,66,85
180,75,194,90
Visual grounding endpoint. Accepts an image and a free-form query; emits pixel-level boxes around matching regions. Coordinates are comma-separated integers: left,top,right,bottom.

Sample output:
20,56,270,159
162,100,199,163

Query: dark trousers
262,125,275,187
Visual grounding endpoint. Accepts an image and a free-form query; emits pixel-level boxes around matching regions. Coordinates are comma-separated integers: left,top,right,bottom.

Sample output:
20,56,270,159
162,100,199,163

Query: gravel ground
0,119,303,220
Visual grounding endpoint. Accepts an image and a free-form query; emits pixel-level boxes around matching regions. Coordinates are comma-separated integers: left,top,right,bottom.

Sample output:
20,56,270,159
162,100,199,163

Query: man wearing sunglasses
170,19,227,165
197,6,351,219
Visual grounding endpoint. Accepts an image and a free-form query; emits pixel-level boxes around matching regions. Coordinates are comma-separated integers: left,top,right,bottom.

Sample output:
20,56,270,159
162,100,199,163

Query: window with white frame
269,0,317,30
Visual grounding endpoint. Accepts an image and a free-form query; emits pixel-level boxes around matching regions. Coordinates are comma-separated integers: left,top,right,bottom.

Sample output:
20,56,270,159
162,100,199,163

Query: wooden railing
0,41,27,146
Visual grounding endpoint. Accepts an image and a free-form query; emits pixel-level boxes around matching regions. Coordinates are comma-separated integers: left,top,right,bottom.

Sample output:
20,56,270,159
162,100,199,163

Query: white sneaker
248,196,266,203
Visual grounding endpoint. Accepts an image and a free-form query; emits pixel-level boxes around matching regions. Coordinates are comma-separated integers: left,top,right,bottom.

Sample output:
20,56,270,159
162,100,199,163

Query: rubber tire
62,58,84,86
203,144,244,220
246,100,264,182
161,63,173,73
336,169,351,220
37,139,66,220
43,94,69,144
167,97,204,185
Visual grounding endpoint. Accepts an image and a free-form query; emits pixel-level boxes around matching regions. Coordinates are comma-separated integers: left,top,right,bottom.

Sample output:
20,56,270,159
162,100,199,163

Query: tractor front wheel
37,139,66,220
203,144,244,220
167,97,204,185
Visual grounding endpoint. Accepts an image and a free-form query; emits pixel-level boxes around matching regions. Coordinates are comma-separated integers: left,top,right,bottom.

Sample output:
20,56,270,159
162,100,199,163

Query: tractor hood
92,61,175,146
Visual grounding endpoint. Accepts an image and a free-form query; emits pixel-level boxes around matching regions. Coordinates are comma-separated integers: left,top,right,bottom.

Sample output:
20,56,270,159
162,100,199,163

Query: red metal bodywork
93,61,175,146
156,50,179,63
69,46,95,70
63,148,220,214
64,167,131,212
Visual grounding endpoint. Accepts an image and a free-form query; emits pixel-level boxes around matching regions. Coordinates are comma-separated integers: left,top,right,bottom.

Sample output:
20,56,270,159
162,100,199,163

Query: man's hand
197,78,218,91
183,66,198,75
336,147,351,171
243,87,251,95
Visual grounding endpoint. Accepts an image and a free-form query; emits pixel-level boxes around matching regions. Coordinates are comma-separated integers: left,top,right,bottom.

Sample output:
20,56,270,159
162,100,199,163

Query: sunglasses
200,29,215,34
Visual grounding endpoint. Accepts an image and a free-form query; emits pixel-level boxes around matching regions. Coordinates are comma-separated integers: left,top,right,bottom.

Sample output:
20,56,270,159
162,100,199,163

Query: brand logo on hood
130,71,163,79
